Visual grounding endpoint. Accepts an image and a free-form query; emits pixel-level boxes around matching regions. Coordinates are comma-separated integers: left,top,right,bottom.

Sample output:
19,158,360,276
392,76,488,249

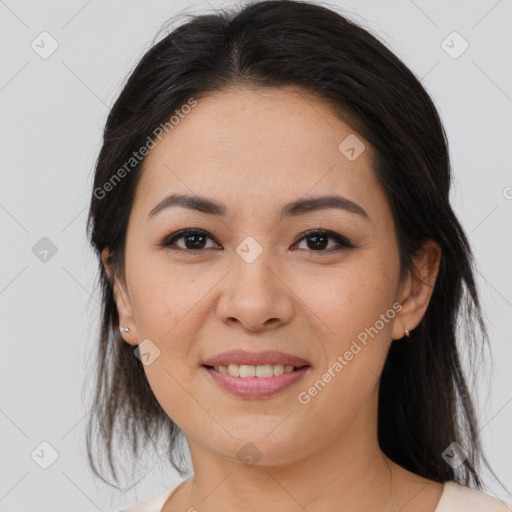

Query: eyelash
158,228,354,254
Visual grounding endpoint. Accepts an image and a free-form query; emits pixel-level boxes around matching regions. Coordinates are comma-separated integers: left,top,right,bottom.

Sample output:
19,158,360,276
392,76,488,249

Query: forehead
132,86,389,224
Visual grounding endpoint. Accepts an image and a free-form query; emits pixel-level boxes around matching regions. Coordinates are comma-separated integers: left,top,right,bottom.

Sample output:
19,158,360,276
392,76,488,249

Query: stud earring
401,319,411,339
120,326,130,333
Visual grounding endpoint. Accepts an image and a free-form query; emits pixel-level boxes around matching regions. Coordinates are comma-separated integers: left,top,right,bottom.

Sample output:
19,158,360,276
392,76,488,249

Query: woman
85,1,511,510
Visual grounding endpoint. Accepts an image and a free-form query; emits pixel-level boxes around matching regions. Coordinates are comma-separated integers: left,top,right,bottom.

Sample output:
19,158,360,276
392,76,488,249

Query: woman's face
105,86,432,467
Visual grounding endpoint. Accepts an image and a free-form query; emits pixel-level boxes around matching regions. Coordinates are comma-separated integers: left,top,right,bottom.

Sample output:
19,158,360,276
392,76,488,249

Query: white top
117,480,512,512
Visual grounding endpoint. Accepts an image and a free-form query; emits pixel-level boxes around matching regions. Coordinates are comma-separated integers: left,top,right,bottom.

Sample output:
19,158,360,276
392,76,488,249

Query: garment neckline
159,477,193,511
159,478,448,512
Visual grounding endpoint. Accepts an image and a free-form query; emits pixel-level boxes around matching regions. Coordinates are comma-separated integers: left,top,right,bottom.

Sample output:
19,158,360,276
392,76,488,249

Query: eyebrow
147,193,369,220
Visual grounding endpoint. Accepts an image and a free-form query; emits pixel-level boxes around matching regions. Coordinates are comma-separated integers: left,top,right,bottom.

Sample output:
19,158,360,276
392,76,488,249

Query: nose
216,252,294,332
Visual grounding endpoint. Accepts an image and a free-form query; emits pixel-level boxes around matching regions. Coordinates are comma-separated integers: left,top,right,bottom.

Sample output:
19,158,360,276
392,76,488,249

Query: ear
101,248,138,346
392,239,442,340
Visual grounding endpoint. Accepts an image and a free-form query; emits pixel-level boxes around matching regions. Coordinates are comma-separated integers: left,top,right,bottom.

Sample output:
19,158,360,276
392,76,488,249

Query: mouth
201,363,311,398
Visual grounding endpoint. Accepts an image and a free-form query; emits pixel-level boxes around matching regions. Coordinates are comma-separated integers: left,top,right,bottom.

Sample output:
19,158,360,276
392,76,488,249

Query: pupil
308,234,327,250
185,234,205,249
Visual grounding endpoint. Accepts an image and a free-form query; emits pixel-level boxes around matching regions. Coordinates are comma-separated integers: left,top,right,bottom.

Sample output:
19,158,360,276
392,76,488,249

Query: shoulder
436,481,512,512
114,484,179,512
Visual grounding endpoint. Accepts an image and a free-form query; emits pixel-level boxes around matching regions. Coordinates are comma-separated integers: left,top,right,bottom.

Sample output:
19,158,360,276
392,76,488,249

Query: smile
202,364,311,398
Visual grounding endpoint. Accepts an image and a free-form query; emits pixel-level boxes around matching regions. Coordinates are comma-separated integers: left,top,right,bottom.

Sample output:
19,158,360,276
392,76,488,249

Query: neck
181,387,399,511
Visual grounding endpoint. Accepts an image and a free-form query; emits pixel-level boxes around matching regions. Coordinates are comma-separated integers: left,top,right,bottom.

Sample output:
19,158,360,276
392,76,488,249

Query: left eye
293,229,352,252
159,228,352,253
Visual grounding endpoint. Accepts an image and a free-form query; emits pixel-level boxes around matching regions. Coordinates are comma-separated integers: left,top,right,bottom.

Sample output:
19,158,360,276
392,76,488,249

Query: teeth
212,363,297,377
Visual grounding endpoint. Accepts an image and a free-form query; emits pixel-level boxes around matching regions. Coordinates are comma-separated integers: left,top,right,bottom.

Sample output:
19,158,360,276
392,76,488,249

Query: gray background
1,0,511,510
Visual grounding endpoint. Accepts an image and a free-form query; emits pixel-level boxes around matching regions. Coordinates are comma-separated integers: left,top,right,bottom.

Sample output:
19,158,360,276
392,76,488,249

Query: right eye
159,228,221,252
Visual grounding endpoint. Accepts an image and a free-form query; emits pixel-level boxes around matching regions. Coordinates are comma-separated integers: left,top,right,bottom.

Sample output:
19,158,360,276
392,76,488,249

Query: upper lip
202,349,311,368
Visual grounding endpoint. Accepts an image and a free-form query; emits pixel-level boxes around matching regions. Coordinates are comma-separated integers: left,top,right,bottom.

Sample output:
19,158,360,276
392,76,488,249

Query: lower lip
202,365,311,398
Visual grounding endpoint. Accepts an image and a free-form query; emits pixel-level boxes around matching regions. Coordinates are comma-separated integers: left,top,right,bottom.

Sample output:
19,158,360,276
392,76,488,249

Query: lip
202,349,311,368
203,365,311,398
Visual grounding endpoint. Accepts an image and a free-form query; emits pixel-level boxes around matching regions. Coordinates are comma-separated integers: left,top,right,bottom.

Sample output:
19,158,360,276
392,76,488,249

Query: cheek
297,261,397,343
296,259,397,404
128,258,208,339
130,266,209,427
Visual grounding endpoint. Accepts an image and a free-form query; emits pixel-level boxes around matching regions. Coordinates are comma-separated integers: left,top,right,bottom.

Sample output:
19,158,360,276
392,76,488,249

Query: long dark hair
85,0,502,491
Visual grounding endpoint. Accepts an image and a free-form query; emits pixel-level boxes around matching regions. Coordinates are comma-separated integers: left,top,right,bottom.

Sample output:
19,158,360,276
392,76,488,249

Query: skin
102,85,443,511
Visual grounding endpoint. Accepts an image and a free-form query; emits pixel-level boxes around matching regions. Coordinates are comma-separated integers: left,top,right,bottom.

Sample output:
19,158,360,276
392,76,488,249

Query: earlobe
112,280,138,346
392,273,413,340
101,248,138,345
392,240,442,340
